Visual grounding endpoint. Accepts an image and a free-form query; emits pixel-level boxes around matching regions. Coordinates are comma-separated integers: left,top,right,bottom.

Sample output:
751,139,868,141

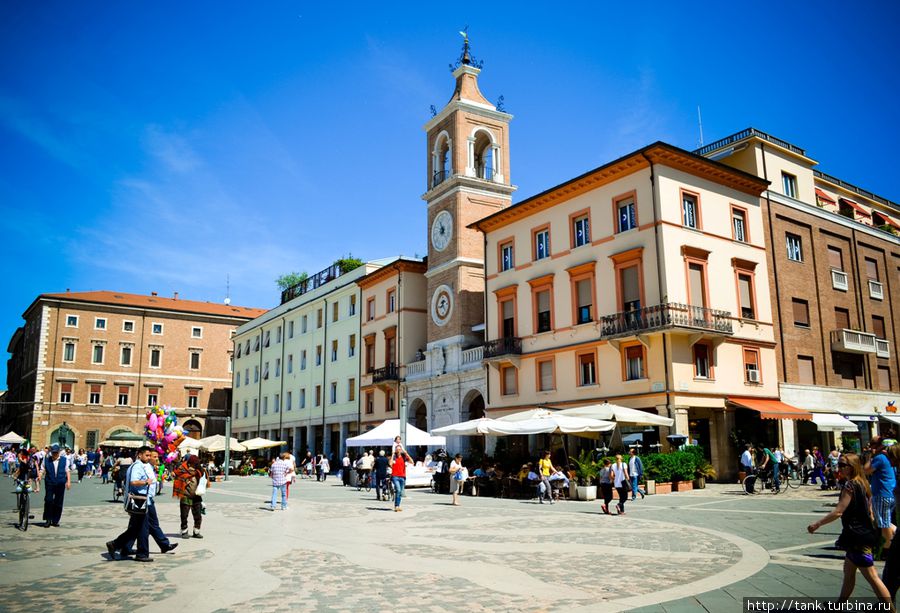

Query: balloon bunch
145,405,185,465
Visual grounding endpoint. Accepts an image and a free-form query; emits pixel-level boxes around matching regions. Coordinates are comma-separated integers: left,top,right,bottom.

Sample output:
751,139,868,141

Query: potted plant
571,450,598,501
645,453,672,495
671,451,698,492
693,461,716,489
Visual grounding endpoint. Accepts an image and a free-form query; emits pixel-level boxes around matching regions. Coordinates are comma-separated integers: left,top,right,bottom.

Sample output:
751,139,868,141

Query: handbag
125,494,148,515
195,475,208,497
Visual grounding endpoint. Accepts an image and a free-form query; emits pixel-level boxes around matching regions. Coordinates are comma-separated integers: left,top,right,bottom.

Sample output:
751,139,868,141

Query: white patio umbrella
490,408,615,435
0,431,26,445
558,402,674,427
241,437,287,451
178,437,202,451
431,417,504,436
198,434,246,453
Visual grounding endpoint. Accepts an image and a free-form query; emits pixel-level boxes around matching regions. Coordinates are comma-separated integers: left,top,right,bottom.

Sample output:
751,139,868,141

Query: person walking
373,450,389,501
391,445,412,512
612,454,631,515
808,453,894,608
538,450,558,504
101,453,113,484
173,454,206,539
75,449,87,483
283,452,296,500
598,459,614,515
318,454,330,482
865,436,896,552
41,444,70,527
740,444,755,476
449,453,466,506
144,450,178,555
342,452,351,486
107,446,153,562
628,448,646,500
269,454,290,511
882,444,900,600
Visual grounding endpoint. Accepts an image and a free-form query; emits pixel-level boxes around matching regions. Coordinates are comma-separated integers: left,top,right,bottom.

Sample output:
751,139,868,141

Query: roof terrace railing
694,128,806,158
280,263,342,304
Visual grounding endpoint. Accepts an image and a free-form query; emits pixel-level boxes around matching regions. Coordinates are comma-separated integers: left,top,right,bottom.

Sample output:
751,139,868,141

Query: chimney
151,292,158,297
65,288,70,293
174,292,179,300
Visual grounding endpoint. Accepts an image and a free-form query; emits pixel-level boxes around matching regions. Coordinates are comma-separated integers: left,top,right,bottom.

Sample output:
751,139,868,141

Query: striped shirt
269,459,291,486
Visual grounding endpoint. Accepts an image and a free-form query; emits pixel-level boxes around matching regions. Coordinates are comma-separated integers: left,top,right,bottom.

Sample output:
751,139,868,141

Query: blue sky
2,2,899,384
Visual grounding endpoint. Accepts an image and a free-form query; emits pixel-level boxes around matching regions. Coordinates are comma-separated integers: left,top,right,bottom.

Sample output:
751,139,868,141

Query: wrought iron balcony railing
432,169,451,189
599,303,733,339
372,364,400,383
482,337,522,359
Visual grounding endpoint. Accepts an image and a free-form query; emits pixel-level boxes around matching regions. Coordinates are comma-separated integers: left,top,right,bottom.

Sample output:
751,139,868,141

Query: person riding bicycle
357,450,374,488
759,446,781,491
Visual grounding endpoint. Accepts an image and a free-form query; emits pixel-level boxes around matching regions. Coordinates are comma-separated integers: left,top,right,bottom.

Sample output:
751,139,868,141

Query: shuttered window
688,263,706,307
621,266,640,311
866,258,879,281
502,366,517,395
878,367,891,391
538,360,554,391
59,383,72,403
536,289,551,333
828,247,843,270
576,279,593,324
873,316,886,339
501,299,515,337
738,274,755,319
792,299,810,327
797,356,815,385
835,308,850,330
117,386,129,406
578,353,596,386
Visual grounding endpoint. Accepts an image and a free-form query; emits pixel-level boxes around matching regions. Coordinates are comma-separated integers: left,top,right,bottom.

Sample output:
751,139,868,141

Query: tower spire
450,26,483,72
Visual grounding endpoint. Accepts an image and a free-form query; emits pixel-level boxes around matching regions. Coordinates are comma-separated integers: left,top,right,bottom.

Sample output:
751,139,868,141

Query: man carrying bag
106,446,153,562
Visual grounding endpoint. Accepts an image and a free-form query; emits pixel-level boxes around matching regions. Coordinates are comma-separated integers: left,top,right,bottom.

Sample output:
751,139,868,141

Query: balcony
432,169,451,189
461,346,484,365
405,360,427,377
831,329,877,355
599,303,733,339
876,338,891,359
869,280,884,300
483,337,522,359
831,269,849,291
372,364,400,383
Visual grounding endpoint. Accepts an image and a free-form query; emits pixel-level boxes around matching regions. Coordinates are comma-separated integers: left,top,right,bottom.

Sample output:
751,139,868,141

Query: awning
811,412,858,432
881,414,900,427
728,397,812,420
872,212,900,230
814,188,836,204
840,197,871,217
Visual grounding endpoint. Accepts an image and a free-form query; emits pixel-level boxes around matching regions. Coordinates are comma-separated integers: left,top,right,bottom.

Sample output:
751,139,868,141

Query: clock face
431,210,453,252
431,285,453,326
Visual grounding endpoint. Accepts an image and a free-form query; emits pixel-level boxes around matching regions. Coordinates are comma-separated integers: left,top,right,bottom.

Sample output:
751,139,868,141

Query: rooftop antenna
224,274,231,305
697,105,704,147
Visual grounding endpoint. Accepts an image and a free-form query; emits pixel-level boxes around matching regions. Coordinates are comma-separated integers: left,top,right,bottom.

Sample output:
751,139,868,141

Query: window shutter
61,383,72,393
797,357,814,384
91,384,101,394
873,316,886,339
539,361,553,390
866,258,879,281
537,290,550,313
828,247,843,270
577,279,592,307
622,266,639,304
792,299,809,326
835,308,850,330
688,264,705,307
502,299,514,319
739,276,753,311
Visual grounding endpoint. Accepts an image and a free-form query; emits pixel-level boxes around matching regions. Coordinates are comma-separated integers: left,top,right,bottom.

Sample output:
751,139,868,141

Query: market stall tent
346,419,446,447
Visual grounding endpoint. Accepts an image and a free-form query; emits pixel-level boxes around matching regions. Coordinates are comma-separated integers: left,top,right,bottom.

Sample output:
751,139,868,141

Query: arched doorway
49,424,75,449
183,419,203,440
411,399,427,432
462,390,486,456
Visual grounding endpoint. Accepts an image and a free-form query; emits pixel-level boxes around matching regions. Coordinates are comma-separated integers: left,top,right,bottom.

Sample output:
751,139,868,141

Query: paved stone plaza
0,476,869,612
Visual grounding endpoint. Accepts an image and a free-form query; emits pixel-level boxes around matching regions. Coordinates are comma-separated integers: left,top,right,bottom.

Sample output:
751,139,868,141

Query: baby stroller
821,463,839,490
111,465,125,502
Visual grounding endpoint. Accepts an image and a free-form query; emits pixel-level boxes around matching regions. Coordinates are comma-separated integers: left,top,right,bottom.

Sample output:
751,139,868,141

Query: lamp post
58,421,70,448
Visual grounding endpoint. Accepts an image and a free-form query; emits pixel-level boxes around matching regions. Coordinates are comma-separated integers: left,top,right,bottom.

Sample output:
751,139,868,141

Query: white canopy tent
346,419,446,447
0,431,26,445
242,437,287,451
558,402,674,427
811,412,858,433
198,434,247,453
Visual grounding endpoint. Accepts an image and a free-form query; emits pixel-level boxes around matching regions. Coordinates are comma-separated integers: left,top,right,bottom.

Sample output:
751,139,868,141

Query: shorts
873,496,895,529
450,479,464,494
846,549,875,568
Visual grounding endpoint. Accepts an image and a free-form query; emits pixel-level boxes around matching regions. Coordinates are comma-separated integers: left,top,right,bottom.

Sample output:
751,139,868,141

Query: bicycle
15,479,33,531
381,477,395,502
741,468,782,495
356,470,371,492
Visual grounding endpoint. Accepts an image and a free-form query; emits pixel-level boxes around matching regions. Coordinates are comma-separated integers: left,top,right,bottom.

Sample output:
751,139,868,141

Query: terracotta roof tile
39,291,267,319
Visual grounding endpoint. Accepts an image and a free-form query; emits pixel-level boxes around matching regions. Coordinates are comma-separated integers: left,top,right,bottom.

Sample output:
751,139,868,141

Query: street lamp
58,421,70,448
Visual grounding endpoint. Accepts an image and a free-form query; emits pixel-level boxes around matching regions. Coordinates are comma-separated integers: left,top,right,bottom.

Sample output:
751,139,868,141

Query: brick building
4,290,264,449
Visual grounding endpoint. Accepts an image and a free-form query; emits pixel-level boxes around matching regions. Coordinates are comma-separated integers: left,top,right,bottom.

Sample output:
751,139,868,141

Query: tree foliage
275,271,308,291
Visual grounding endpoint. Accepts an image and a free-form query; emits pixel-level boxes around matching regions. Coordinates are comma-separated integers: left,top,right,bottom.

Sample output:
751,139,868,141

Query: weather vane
450,26,483,72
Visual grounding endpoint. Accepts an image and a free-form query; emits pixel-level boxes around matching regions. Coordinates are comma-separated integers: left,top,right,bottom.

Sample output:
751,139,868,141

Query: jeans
271,484,287,509
630,476,645,499
392,476,406,507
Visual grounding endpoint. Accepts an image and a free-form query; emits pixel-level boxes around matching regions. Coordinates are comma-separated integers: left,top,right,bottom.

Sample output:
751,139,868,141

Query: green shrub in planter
572,450,599,486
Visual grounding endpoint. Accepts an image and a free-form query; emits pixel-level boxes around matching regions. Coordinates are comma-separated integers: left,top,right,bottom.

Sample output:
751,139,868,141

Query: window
121,345,133,366
620,265,641,312
330,382,337,404
835,307,850,330
573,214,591,247
63,341,75,362
367,298,376,321
349,295,357,316
117,386,129,406
59,383,72,404
534,228,550,260
797,356,815,385
244,368,249,385
92,343,105,364
535,288,552,333
300,389,306,409
191,326,202,339
288,321,294,338
276,326,282,343
254,336,260,351
234,402,239,418
236,344,242,359
500,241,514,271
828,247,844,270
365,391,374,414
263,362,269,380
274,393,280,413
365,338,375,373
786,234,802,262
65,315,78,327
242,401,247,418
878,366,891,391
732,207,748,243
151,322,163,335
782,172,797,198
737,273,755,319
188,390,199,409
682,193,699,229
387,289,396,313
301,350,307,370
500,298,516,338
244,340,250,355
94,317,107,330
624,344,645,380
254,365,259,383
537,359,554,391
275,358,281,377
301,315,308,333
317,309,323,328
287,354,293,374
316,345,322,366
578,352,596,386
285,391,292,411
792,299,810,327
873,315,886,340
866,258,879,282
349,334,356,358
575,279,593,324
501,365,518,396
743,348,761,384
89,384,101,405
693,343,710,379
617,196,637,233
190,351,201,370
252,398,258,416
147,388,158,406
123,320,135,333
264,396,269,414
348,378,356,402
333,302,339,322
235,372,240,388
264,330,271,347
315,385,321,407
331,340,338,362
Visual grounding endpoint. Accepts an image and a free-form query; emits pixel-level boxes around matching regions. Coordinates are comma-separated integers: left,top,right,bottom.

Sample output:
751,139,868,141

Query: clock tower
423,36,515,353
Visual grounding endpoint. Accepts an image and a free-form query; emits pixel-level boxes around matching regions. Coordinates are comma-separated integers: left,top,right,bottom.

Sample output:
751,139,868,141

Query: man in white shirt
342,452,351,486
740,444,755,473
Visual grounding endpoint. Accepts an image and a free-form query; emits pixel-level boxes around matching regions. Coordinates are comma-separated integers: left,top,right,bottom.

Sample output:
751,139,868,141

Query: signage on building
887,401,897,414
